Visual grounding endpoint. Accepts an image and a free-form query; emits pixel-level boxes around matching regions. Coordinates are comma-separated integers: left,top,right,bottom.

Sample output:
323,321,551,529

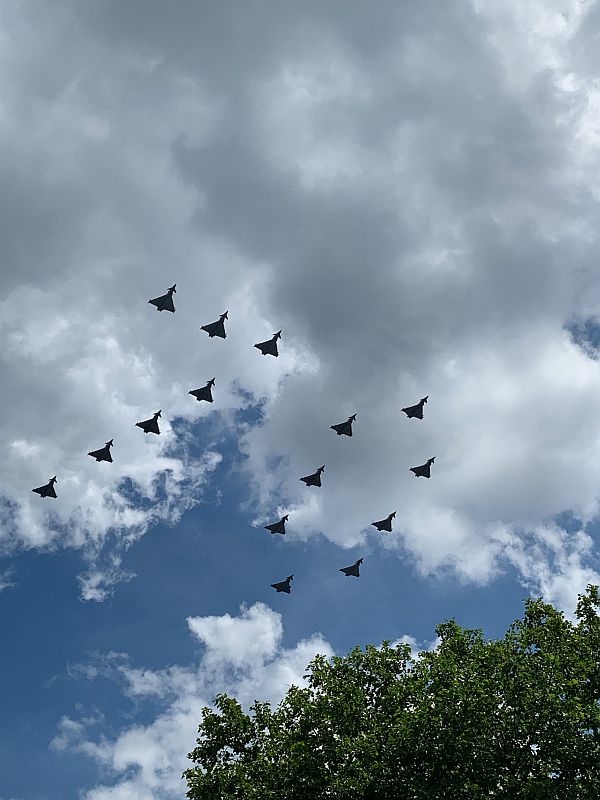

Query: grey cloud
0,0,599,603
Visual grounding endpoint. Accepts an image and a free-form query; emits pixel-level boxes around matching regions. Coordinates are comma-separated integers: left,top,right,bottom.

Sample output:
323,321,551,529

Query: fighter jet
371,512,396,532
201,311,228,339
300,465,325,487
189,379,216,403
254,330,282,357
330,414,357,437
402,396,428,420
88,440,114,462
410,457,435,478
340,558,363,577
31,476,57,499
271,574,293,594
264,514,289,535
135,410,161,435
148,284,176,313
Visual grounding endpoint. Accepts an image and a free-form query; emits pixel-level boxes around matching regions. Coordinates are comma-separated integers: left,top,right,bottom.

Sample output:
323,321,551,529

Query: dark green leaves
184,586,600,799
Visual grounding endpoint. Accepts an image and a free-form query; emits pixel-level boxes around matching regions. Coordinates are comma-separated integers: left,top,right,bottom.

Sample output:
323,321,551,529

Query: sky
2,0,600,797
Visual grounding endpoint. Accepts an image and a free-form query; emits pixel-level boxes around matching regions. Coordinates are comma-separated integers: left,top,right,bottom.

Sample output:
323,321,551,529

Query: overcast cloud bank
1,0,600,796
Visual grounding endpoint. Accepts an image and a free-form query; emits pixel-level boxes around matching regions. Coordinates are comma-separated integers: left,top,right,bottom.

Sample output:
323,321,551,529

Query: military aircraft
255,330,282,357
330,414,357,437
340,558,363,577
271,574,293,593
299,465,325,487
88,440,114,462
371,512,396,532
410,457,435,478
31,476,57,498
402,396,428,419
189,379,216,403
135,410,161,435
148,284,176,313
264,514,289,535
201,311,228,339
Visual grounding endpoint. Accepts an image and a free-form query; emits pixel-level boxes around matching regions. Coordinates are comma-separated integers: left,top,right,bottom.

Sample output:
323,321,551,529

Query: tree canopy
184,587,600,799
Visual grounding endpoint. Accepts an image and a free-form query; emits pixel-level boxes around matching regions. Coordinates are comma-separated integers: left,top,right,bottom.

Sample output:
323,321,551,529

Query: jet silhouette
255,330,282,357
32,476,57,499
135,410,161,435
201,311,228,339
271,574,293,593
88,440,114,462
371,512,396,532
148,284,176,313
340,558,363,577
402,396,428,420
331,414,357,437
189,379,216,403
300,465,325,487
264,514,289,535
410,457,435,478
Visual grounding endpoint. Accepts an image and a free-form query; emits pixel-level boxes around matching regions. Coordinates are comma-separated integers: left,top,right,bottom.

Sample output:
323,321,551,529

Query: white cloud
390,634,441,662
0,567,16,593
57,603,334,799
499,523,600,616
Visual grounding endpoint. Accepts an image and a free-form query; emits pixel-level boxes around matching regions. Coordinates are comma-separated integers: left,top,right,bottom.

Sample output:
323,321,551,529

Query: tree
184,586,600,799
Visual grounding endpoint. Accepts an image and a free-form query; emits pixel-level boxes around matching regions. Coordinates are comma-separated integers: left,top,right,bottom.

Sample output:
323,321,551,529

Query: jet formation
31,284,436,595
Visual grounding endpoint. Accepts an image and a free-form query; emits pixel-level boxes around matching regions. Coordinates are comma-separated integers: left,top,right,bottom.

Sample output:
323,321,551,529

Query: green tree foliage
184,587,600,799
